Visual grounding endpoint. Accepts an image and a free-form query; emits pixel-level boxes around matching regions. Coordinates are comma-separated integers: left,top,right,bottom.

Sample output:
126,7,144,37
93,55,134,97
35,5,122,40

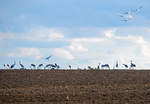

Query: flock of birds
2,55,136,70
87,60,136,70
2,6,142,70
119,6,143,22
3,56,59,70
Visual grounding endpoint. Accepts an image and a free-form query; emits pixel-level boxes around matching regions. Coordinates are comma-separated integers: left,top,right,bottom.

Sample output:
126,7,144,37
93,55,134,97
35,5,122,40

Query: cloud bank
1,26,150,69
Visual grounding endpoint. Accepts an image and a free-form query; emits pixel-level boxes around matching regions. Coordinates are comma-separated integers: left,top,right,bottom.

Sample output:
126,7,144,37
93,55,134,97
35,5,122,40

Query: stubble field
0,69,150,104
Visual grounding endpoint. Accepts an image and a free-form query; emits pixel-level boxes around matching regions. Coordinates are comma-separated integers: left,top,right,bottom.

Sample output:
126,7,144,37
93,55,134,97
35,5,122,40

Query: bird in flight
45,55,52,61
119,11,134,22
132,6,143,14
119,6,143,22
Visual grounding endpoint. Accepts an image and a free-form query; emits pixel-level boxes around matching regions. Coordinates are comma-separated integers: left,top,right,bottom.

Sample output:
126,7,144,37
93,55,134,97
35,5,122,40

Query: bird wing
45,56,52,60
121,19,128,22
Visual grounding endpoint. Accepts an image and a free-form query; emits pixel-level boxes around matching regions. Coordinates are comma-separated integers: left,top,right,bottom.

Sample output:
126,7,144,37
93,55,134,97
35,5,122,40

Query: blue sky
1,0,150,69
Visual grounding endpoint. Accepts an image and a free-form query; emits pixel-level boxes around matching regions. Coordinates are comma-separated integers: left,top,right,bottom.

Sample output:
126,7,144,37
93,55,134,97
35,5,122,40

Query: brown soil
0,70,150,104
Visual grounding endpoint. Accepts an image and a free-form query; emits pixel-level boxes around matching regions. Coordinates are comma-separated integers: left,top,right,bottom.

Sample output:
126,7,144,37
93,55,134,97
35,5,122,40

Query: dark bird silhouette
97,63,101,69
45,55,52,61
69,65,71,69
37,64,43,69
56,64,60,69
44,64,56,69
119,12,133,22
4,64,9,69
19,61,25,69
101,64,110,69
30,64,36,69
130,60,136,69
7,64,10,69
123,64,128,68
119,6,143,22
44,64,49,69
116,60,119,68
3,64,6,68
88,66,91,69
132,6,143,14
10,61,16,69
55,63,59,69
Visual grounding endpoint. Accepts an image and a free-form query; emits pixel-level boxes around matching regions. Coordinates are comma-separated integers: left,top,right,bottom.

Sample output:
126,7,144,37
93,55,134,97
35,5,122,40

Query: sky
1,0,150,69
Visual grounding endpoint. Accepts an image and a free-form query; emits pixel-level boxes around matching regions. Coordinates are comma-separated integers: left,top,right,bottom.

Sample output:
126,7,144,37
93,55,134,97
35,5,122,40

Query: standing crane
7,64,10,69
130,60,136,69
3,64,6,69
37,64,44,69
19,61,25,69
123,64,128,69
97,63,101,70
30,64,36,69
101,64,110,69
115,60,119,68
55,63,59,69
44,64,57,69
10,61,16,69
69,65,71,69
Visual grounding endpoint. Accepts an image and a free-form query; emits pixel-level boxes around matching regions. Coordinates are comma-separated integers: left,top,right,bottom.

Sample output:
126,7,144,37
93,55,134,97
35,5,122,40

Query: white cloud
135,36,147,44
8,48,42,59
68,43,88,52
19,48,42,59
26,27,64,41
114,35,150,58
65,28,150,69
2,27,150,69
53,48,74,60
38,29,64,40
0,27,65,42
135,36,150,57
104,28,116,38
66,37,106,53
72,37,105,43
